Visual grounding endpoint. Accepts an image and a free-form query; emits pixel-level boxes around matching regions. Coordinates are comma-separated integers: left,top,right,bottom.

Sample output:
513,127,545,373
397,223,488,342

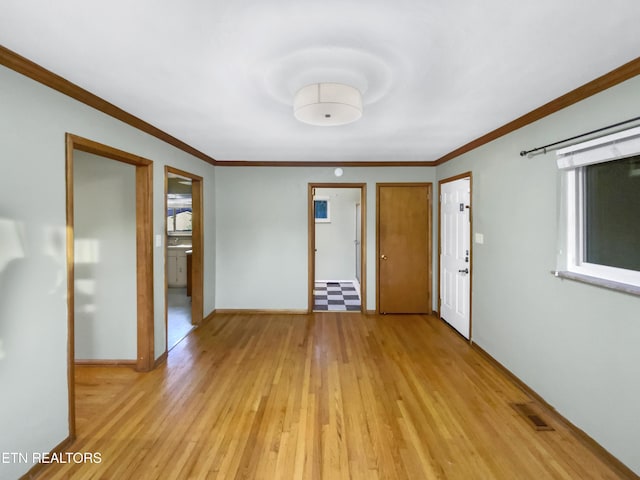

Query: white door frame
355,203,361,284
438,172,473,341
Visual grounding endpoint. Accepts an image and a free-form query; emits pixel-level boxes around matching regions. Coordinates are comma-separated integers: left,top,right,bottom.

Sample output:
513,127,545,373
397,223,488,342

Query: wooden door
377,184,432,313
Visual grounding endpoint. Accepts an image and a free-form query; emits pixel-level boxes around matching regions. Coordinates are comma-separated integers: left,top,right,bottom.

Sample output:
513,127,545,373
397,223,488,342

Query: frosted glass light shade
294,83,362,126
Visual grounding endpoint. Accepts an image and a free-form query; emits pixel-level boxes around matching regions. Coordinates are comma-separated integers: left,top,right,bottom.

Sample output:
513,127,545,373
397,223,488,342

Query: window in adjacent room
314,196,330,223
556,126,640,288
167,194,192,233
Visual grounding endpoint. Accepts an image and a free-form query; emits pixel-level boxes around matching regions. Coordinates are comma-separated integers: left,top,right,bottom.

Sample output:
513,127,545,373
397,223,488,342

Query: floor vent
511,402,554,431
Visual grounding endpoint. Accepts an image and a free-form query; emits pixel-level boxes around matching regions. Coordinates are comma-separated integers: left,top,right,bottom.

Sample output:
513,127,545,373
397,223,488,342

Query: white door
440,177,471,339
355,203,361,283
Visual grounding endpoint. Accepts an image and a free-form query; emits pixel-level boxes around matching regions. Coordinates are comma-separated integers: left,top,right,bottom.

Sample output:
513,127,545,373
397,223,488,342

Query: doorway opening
165,166,203,352
65,134,154,440
308,183,366,313
438,173,472,340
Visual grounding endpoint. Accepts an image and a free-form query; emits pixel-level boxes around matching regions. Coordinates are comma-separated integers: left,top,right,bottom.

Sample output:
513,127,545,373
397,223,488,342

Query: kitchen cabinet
167,248,188,287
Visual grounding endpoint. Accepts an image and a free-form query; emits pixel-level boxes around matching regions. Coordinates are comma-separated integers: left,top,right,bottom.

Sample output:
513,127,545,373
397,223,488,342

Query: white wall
315,188,361,281
215,167,437,310
74,151,137,360
436,75,640,474
0,64,216,479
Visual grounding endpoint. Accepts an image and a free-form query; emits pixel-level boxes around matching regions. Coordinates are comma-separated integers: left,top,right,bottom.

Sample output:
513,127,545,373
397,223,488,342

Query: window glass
167,208,175,232
584,155,640,271
167,206,192,233
314,200,328,219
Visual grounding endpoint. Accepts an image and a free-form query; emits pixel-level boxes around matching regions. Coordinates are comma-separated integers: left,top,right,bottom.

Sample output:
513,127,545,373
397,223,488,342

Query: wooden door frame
437,172,473,341
376,183,433,314
65,133,154,439
308,183,367,313
164,166,204,352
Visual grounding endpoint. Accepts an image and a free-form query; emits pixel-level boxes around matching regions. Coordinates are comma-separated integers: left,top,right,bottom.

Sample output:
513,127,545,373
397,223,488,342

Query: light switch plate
475,233,484,244
156,234,162,247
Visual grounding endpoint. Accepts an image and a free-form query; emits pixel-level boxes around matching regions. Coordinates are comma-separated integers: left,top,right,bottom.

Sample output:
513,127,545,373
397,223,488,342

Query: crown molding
0,44,217,166
214,160,438,167
2,43,638,169
435,56,640,165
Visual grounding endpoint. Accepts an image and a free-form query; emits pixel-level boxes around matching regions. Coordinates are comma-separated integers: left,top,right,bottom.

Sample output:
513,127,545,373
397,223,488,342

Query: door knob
381,254,388,260
458,268,469,274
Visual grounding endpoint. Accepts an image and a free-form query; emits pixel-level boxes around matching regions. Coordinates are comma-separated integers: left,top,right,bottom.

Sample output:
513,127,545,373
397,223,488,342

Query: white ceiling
1,0,639,163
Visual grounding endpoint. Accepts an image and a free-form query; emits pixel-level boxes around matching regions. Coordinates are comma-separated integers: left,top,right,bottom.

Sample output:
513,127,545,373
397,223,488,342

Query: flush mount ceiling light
294,83,362,126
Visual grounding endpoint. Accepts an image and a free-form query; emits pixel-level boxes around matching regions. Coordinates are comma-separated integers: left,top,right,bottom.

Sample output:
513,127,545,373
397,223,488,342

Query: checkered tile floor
313,281,361,311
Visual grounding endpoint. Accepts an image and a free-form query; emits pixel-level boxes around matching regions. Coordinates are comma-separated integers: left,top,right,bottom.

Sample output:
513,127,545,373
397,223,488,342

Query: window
167,194,192,234
167,207,192,233
314,197,330,223
557,126,640,288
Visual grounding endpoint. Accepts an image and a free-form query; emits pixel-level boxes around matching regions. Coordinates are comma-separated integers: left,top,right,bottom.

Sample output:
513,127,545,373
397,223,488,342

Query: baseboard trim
19,435,74,479
201,309,216,324
471,343,639,480
74,359,136,367
214,309,308,315
153,351,168,369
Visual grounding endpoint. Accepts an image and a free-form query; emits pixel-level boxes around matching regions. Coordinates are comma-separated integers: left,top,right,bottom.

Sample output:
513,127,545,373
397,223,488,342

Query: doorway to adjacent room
65,133,154,440
308,184,366,313
165,166,204,351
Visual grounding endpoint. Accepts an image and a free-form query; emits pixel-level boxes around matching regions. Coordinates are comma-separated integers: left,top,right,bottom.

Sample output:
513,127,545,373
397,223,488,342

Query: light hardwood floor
40,313,631,479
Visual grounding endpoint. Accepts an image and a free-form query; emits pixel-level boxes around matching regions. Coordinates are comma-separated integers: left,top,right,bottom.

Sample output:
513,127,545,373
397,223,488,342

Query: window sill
551,270,640,297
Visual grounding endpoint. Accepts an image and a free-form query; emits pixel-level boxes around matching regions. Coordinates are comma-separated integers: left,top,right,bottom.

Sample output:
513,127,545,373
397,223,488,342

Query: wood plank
64,133,77,441
38,313,636,479
135,162,154,372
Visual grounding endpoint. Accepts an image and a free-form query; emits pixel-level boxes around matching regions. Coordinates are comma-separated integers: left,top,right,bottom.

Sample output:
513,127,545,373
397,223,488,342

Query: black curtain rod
519,115,640,157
